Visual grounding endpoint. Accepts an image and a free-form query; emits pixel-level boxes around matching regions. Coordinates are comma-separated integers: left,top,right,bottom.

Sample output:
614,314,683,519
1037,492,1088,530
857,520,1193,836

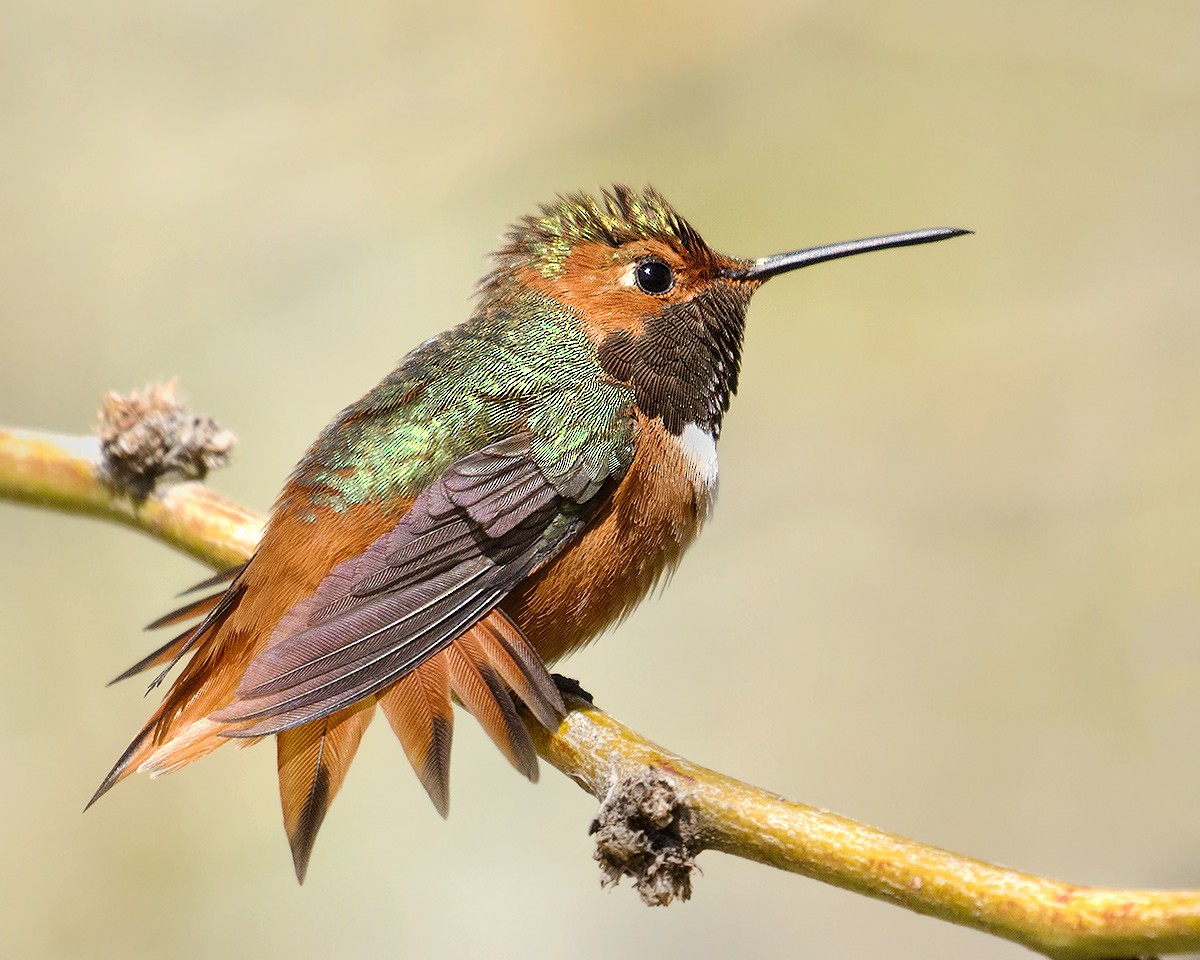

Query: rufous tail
93,575,563,881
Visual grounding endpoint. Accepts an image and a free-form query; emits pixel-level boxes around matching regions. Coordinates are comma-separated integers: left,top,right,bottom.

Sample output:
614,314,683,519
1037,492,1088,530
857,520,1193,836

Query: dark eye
634,258,674,295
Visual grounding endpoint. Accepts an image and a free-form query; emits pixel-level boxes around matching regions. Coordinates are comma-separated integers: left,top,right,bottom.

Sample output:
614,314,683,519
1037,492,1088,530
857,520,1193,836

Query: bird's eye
634,258,674,295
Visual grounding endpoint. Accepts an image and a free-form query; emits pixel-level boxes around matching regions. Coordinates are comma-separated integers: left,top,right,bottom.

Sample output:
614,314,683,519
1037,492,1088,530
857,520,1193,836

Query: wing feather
214,432,599,736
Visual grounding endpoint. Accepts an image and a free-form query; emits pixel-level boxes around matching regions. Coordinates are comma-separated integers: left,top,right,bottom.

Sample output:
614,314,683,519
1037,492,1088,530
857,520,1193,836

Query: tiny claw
552,674,594,704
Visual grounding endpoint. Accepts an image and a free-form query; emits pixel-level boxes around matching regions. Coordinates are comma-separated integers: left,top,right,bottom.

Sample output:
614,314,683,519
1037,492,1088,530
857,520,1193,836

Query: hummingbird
92,185,967,880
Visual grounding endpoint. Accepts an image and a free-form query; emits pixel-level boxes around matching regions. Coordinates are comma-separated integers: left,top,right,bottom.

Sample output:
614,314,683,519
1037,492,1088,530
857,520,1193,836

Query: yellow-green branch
3,422,1199,959
0,427,260,567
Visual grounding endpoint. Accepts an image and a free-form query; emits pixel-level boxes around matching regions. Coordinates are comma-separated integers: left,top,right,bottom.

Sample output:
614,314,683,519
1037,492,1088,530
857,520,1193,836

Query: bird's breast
500,413,715,663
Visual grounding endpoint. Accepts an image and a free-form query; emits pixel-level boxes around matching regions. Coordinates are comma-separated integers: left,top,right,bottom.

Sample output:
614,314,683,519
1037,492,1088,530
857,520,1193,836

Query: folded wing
214,432,600,735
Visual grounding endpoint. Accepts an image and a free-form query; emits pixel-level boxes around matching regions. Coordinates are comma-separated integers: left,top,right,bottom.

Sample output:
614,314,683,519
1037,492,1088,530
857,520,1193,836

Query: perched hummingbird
93,185,966,880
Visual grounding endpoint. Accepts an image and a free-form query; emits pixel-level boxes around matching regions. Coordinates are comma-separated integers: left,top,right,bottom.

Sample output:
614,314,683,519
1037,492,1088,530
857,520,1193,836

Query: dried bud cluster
98,381,235,498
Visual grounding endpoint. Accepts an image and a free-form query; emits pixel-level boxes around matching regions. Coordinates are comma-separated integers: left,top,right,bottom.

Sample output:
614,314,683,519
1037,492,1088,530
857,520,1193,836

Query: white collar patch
675,422,719,502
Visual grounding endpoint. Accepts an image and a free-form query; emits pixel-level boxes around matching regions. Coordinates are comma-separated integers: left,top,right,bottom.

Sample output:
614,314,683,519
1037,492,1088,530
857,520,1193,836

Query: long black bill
722,227,970,282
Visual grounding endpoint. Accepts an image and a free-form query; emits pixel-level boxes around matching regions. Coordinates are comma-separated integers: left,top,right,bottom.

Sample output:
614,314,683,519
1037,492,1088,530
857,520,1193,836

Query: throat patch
597,283,749,436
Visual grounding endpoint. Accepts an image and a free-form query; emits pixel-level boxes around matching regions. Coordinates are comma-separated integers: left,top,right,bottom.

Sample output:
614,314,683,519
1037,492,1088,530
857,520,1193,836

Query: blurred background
2,2,1199,957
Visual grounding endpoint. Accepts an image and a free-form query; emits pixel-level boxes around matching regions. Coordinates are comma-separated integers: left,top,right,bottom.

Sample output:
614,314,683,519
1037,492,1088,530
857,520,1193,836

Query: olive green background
2,2,1199,958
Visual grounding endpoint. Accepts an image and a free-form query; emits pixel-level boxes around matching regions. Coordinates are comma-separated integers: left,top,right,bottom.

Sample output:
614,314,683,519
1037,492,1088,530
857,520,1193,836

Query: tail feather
178,563,249,595
277,703,375,883
86,717,158,809
474,612,565,729
93,620,268,803
147,583,246,691
142,718,253,776
90,631,253,806
445,628,539,782
144,590,228,631
378,654,454,816
96,557,564,879
108,579,237,685
108,624,203,686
